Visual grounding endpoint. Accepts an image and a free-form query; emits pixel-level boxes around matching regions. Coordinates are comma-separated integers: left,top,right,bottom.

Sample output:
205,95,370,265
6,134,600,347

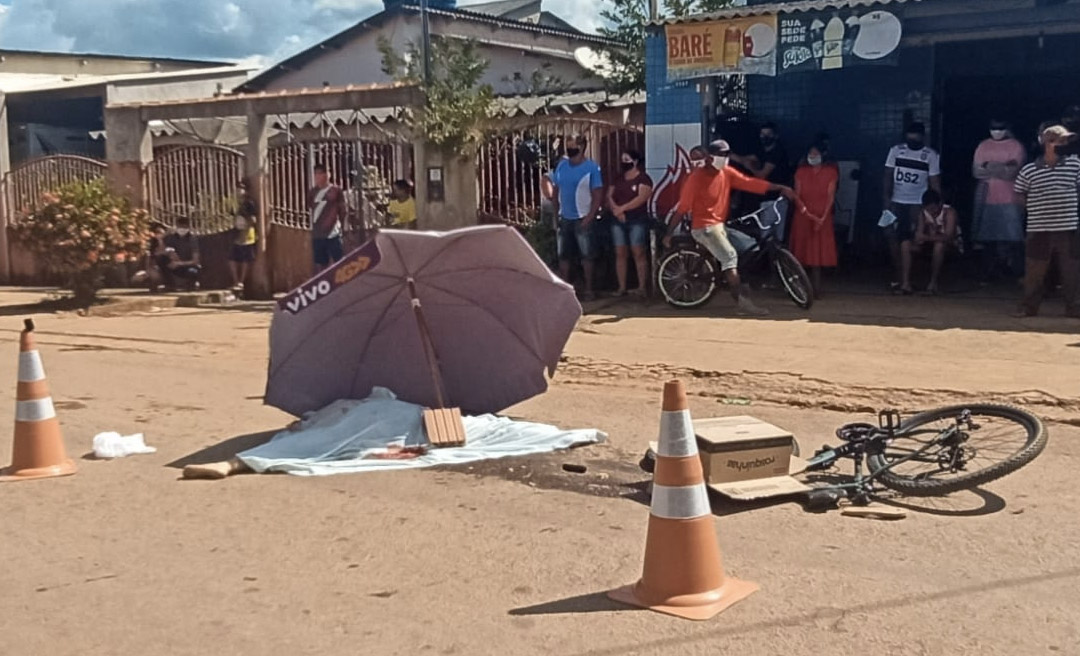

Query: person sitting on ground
230,180,258,294
161,218,202,291
387,179,417,229
144,222,169,291
910,190,960,296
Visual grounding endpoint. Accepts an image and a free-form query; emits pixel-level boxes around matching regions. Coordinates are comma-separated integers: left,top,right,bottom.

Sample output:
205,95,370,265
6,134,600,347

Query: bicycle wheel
867,404,1048,497
657,249,716,308
773,248,813,310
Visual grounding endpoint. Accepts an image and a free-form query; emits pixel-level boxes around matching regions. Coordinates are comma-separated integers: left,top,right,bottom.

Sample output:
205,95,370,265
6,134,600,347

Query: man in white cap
1013,124,1080,318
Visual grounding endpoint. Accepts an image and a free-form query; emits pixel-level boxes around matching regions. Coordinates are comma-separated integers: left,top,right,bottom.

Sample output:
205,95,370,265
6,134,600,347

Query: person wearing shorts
883,122,942,294
664,140,798,316
607,149,653,297
229,180,258,293
547,133,603,300
308,163,347,273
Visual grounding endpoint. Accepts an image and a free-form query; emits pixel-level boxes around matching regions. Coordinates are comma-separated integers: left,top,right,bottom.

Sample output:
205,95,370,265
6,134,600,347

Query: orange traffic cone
1,319,76,481
608,380,757,620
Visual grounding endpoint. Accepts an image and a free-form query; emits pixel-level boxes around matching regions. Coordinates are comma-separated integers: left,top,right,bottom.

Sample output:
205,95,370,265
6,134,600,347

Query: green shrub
12,179,152,304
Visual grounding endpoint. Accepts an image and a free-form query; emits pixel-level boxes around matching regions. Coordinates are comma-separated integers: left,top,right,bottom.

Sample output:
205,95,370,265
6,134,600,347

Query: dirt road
0,289,1077,655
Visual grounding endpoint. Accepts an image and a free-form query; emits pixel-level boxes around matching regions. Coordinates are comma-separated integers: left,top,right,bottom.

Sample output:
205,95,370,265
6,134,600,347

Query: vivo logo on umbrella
284,280,333,314
279,240,383,315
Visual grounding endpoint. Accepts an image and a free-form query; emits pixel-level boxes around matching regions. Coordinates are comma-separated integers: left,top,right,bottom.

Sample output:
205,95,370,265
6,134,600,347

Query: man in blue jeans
308,163,347,274
547,134,604,300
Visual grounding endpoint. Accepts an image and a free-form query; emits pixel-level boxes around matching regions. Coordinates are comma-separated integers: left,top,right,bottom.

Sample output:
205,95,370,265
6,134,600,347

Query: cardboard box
696,416,810,500
649,415,811,501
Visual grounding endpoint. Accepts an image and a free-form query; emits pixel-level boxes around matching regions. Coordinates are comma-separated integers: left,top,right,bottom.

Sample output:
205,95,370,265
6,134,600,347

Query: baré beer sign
667,26,716,66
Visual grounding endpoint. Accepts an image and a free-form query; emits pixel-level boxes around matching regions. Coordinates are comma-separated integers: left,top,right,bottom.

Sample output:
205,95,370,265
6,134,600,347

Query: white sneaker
736,296,769,316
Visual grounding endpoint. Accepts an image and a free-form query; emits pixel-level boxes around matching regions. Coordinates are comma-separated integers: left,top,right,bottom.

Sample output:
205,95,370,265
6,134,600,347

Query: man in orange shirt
664,140,798,315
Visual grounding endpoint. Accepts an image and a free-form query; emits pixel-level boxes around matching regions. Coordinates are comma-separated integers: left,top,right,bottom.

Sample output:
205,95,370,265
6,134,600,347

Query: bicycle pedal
804,488,845,512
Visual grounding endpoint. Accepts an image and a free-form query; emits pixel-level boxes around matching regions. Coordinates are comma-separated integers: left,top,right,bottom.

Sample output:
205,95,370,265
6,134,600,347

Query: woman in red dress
789,143,839,297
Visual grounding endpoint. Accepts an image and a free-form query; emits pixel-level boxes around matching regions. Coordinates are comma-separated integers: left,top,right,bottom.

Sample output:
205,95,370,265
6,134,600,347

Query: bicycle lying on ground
640,404,1048,508
655,200,814,310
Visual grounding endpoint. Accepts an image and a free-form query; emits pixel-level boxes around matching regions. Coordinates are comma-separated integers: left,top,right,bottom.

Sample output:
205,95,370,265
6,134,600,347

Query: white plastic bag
92,432,157,459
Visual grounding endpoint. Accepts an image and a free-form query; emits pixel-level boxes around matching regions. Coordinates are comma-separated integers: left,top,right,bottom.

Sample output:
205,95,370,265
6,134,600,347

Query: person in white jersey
883,122,942,295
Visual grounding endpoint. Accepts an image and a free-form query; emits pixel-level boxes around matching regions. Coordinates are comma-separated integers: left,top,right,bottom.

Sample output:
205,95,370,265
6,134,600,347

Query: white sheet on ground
237,387,607,476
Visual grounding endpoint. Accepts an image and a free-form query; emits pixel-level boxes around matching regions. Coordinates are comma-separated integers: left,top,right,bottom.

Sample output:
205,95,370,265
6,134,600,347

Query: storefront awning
656,0,919,25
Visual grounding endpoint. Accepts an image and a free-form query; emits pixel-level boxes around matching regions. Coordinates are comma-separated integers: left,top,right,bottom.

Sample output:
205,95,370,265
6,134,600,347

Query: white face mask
990,129,1007,140
176,228,190,236
807,155,823,166
711,155,729,169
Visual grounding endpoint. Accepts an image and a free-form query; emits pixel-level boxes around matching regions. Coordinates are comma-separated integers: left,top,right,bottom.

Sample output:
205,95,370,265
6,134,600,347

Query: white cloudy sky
0,0,605,68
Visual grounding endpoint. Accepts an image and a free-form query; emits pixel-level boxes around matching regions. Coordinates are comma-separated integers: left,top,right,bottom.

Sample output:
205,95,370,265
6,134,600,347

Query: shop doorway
936,73,1080,232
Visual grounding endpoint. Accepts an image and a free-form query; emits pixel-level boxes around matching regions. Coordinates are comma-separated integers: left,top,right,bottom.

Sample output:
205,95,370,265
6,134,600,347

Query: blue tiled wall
644,32,701,126
745,47,935,230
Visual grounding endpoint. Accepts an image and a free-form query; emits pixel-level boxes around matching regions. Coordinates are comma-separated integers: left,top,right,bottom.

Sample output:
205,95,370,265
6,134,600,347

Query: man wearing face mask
664,140,798,316
730,122,794,238
883,122,941,294
972,119,1026,281
548,133,604,301
161,217,202,291
1013,125,1080,318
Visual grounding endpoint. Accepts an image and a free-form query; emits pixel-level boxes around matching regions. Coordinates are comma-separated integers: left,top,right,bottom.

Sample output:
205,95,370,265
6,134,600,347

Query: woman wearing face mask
789,143,838,297
606,150,653,297
972,119,1026,281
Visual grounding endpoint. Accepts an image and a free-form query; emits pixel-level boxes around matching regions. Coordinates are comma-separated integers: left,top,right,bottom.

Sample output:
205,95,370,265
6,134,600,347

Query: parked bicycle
640,403,1048,510
655,200,814,310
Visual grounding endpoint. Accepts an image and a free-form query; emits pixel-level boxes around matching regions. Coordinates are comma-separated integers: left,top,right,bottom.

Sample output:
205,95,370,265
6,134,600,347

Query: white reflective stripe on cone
656,410,697,457
651,483,711,520
18,351,46,383
16,397,57,422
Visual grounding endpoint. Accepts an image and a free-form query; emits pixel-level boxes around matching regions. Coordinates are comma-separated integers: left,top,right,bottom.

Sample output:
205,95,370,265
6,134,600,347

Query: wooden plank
423,408,466,448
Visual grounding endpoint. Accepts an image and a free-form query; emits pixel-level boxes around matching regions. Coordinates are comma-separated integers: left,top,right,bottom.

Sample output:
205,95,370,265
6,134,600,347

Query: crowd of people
143,113,1079,319
543,110,1080,318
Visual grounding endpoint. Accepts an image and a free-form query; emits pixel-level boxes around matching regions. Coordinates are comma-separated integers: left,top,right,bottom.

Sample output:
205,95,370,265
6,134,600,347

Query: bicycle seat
835,423,878,443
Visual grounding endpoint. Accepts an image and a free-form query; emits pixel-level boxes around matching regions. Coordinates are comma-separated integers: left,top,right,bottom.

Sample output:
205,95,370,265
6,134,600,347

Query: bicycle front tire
773,248,814,310
657,249,717,309
867,404,1048,497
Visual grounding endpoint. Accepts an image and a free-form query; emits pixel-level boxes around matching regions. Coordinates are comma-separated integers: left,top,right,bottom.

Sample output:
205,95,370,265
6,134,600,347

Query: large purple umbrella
265,225,582,417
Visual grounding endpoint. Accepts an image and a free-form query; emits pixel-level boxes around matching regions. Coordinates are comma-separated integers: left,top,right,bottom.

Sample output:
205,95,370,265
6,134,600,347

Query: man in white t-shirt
883,122,942,294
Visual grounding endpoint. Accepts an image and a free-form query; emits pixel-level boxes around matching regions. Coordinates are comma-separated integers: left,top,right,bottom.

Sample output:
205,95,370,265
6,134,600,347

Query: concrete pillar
0,92,11,283
414,142,478,231
245,112,273,300
104,107,152,208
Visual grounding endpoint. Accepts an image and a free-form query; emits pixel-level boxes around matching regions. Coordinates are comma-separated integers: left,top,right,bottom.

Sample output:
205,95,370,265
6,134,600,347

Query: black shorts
230,244,256,263
888,203,922,242
312,237,344,267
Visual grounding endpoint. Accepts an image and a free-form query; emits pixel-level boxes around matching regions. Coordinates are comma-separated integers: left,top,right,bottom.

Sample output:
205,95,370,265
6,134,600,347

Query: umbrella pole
407,278,448,408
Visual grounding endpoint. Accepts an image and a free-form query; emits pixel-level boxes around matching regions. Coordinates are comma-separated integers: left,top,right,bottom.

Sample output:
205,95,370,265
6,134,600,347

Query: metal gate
266,139,399,230
477,119,645,227
3,155,108,223
146,145,245,234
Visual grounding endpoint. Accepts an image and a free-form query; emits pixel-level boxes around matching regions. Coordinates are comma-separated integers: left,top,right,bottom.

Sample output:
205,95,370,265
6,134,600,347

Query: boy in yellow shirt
388,179,417,228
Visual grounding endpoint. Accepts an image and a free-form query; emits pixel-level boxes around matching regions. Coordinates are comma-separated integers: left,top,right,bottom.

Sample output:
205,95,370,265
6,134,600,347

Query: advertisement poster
777,9,903,74
666,16,779,81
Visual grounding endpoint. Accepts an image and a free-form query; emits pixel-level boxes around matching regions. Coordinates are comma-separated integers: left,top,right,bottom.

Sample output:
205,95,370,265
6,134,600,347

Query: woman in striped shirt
1013,125,1080,318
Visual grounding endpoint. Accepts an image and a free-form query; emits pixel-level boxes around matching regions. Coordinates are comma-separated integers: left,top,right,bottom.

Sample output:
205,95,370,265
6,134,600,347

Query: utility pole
420,0,433,86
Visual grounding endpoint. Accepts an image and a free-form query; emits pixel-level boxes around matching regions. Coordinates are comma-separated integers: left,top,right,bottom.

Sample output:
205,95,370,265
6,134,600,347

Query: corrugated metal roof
656,0,919,25
88,90,644,141
0,66,253,95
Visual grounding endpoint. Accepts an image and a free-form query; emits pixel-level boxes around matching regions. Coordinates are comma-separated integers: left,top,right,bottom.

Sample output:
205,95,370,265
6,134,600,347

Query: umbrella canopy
265,225,582,417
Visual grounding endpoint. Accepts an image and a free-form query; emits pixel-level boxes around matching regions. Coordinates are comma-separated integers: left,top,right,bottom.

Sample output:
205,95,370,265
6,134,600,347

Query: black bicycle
641,403,1048,508
655,201,814,310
